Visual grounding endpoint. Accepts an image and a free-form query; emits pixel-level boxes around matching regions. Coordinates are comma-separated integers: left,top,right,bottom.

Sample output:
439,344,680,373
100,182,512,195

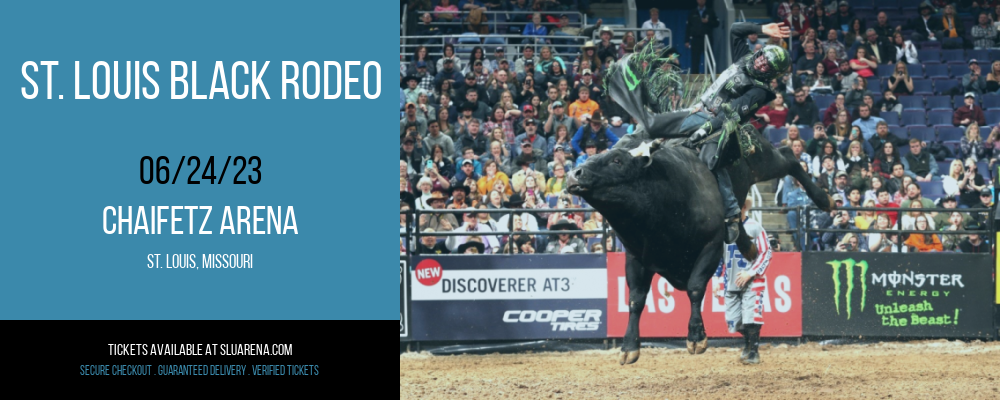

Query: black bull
566,119,831,365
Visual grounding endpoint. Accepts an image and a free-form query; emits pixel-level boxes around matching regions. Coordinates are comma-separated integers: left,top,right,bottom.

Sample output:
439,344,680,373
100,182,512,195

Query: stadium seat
866,77,880,92
938,161,953,175
898,96,924,110
457,33,480,45
483,36,505,45
897,145,910,156
927,95,953,110
968,49,989,62
813,95,833,111
881,112,900,125
901,110,927,126
987,110,1000,126
941,49,964,62
927,110,952,127
918,181,945,199
889,126,907,139
911,79,933,96
871,93,882,104
934,79,960,95
769,127,788,145
918,49,940,64
937,126,965,142
990,49,1000,62
907,126,935,142
950,63,970,77
984,95,1000,110
924,64,949,79
799,127,814,142
907,64,924,78
877,64,895,77
547,196,558,208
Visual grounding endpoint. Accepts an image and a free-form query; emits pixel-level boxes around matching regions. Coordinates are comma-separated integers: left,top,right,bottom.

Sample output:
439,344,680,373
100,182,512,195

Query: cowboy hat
428,190,449,203
457,241,486,254
550,218,578,232
450,185,471,197
503,193,526,208
400,75,419,89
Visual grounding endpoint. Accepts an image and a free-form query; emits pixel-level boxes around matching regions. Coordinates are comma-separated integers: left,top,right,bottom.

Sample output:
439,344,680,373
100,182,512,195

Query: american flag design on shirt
715,218,773,292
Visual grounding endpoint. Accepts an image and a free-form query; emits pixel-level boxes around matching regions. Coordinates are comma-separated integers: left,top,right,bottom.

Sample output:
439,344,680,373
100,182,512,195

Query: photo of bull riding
401,2,1000,397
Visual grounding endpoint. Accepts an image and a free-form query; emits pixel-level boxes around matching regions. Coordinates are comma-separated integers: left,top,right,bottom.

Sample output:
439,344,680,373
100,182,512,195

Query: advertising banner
606,252,803,338
401,257,410,341
409,255,607,341
803,253,995,339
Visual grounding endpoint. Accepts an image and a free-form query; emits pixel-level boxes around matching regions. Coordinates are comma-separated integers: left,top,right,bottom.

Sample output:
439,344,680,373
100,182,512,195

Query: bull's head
566,143,660,208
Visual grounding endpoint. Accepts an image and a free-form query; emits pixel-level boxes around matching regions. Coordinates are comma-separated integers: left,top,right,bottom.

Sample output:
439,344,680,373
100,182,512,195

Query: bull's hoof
695,338,708,354
687,339,709,355
619,350,641,365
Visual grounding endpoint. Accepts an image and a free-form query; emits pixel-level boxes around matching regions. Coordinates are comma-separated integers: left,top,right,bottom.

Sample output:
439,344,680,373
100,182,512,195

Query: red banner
606,252,802,338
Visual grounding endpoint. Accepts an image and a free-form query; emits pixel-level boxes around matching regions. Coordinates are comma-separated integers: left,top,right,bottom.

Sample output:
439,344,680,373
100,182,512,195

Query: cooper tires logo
828,259,868,320
502,310,602,332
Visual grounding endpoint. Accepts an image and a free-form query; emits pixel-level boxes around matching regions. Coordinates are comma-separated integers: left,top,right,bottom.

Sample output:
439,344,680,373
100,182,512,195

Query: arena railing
401,33,592,71
409,10,587,35
800,205,994,253
590,27,673,51
401,207,615,254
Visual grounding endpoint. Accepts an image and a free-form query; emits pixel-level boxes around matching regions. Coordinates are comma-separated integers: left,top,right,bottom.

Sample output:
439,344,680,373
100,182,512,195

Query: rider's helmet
744,45,790,81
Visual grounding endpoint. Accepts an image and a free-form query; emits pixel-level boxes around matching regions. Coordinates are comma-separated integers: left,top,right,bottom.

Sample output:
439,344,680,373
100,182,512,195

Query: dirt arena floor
400,340,1000,399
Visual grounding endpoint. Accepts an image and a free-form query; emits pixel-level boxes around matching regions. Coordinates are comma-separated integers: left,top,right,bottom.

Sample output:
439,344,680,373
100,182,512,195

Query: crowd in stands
400,1,998,255
759,0,999,254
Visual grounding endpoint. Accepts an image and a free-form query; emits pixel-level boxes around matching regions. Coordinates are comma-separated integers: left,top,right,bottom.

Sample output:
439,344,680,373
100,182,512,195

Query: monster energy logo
828,259,869,320
623,64,641,91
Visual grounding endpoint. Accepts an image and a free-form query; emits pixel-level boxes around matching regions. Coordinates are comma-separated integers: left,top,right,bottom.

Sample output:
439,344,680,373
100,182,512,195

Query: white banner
411,269,607,301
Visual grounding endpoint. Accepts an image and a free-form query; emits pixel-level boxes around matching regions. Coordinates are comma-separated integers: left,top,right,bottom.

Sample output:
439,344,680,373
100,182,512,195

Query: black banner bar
5,321,336,382
803,253,995,339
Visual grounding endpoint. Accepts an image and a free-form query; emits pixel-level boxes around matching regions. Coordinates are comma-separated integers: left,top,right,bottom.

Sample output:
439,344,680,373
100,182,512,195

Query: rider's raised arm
730,22,764,61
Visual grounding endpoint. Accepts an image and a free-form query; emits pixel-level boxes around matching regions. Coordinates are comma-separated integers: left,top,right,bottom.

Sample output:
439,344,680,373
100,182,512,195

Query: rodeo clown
713,197,772,365
604,22,792,244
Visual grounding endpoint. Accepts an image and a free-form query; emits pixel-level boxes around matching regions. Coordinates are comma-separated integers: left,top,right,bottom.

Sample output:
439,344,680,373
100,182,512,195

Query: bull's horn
648,138,667,152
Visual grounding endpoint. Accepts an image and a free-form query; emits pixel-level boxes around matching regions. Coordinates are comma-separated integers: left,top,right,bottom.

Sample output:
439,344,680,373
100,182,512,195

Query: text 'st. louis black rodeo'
567,22,833,365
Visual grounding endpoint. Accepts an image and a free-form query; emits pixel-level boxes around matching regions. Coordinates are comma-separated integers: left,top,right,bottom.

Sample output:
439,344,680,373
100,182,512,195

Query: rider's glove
684,128,707,148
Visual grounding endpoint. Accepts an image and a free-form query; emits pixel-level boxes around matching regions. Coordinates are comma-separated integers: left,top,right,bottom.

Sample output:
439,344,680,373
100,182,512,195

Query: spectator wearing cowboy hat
545,218,588,254
416,228,451,255
579,41,603,75
510,152,547,193
418,189,459,232
457,239,487,255
597,25,618,62
570,111,619,154
401,74,425,104
447,184,472,211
